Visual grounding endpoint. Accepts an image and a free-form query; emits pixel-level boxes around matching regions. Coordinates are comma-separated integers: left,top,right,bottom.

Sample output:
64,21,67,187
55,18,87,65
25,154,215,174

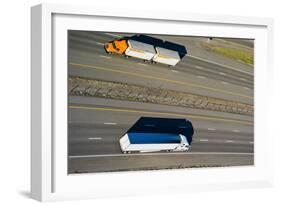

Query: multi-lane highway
68,31,254,173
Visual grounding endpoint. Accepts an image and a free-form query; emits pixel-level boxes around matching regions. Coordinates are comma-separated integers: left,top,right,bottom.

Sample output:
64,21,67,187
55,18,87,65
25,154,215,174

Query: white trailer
119,117,194,153
125,40,156,61
152,47,181,66
120,133,190,153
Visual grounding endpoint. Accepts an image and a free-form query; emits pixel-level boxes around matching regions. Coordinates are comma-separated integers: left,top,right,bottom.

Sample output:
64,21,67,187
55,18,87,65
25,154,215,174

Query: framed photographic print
31,3,274,201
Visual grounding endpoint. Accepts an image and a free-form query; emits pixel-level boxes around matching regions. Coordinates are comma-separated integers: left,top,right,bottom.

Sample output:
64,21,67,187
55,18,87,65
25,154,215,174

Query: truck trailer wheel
123,151,131,154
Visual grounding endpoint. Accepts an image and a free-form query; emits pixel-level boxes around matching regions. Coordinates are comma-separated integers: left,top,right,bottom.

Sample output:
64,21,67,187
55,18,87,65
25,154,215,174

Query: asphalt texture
67,31,254,174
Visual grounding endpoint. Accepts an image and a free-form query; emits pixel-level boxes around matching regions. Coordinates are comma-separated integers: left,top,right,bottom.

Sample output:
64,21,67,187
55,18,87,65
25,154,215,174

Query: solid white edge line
69,152,254,158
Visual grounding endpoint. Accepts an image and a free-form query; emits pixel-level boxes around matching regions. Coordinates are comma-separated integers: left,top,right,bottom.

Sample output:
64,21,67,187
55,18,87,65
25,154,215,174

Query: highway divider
69,77,253,116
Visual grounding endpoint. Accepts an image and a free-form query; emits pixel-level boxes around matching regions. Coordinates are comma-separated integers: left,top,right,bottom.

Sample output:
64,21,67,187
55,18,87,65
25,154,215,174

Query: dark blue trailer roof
126,117,194,144
128,133,181,144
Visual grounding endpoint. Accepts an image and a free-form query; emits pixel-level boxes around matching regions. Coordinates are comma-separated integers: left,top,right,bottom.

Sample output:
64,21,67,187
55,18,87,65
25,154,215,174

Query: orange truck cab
104,40,128,55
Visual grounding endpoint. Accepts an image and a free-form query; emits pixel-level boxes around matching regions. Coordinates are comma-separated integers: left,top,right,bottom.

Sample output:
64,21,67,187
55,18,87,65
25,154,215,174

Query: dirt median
69,76,253,116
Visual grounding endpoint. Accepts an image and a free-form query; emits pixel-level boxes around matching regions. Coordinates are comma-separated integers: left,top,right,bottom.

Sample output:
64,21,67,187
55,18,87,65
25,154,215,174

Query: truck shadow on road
123,34,188,59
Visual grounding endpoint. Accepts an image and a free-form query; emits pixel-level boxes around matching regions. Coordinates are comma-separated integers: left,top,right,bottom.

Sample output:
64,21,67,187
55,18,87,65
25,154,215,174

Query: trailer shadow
123,34,188,59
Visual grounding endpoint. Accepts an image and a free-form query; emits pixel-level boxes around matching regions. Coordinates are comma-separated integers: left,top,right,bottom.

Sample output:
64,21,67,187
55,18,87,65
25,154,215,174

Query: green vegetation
201,42,254,65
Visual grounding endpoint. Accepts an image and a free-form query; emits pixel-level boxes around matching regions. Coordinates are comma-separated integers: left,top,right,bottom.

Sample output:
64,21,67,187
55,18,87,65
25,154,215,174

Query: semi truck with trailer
104,39,181,66
119,117,194,153
104,39,156,61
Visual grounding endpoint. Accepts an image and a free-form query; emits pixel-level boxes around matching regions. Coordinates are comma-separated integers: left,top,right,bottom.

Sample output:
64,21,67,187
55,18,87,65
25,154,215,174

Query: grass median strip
69,62,253,99
201,42,254,65
68,105,253,125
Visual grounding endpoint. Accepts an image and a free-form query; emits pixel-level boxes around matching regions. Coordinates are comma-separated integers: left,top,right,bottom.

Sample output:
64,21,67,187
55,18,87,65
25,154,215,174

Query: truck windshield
179,134,188,144
112,42,118,50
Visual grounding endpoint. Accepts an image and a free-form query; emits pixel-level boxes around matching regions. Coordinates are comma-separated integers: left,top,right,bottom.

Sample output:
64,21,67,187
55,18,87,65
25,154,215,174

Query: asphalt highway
67,31,254,173
68,31,253,103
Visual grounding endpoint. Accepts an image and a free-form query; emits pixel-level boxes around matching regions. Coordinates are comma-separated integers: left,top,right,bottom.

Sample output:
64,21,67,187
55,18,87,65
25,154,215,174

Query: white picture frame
31,3,274,202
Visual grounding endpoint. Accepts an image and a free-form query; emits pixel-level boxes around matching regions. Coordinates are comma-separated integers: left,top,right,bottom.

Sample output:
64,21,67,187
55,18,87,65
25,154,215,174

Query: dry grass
201,42,254,65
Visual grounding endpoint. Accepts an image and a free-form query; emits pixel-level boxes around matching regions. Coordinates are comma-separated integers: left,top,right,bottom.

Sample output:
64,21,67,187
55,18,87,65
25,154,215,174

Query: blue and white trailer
119,117,194,153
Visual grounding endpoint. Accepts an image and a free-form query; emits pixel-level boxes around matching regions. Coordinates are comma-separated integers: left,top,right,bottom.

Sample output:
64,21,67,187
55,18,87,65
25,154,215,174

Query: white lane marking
137,63,147,66
199,139,209,142
69,152,254,158
221,81,229,85
188,54,253,75
104,122,117,125
96,42,104,46
105,33,122,38
219,72,226,75
195,65,203,69
249,141,254,144
197,75,206,79
226,140,234,143
88,137,103,140
232,129,240,132
100,55,112,59
207,128,216,131
171,70,179,73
